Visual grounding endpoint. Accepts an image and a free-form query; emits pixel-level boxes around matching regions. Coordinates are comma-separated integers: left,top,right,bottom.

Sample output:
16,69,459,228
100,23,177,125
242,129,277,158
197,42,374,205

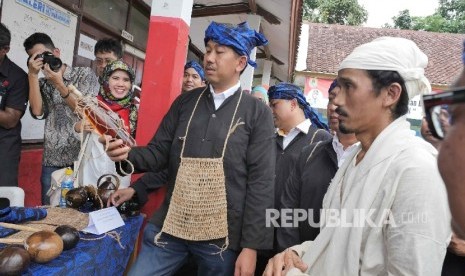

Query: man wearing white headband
264,37,451,276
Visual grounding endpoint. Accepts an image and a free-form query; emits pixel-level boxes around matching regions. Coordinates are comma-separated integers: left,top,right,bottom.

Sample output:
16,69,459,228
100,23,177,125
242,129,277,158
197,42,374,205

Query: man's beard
339,123,354,134
335,107,354,134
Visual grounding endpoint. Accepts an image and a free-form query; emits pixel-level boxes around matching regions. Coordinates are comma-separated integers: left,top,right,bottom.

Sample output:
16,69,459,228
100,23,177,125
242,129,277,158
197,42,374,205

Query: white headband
339,36,431,99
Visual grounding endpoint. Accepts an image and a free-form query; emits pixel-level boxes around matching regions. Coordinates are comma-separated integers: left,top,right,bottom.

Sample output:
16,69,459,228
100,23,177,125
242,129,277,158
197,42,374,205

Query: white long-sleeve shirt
287,116,451,276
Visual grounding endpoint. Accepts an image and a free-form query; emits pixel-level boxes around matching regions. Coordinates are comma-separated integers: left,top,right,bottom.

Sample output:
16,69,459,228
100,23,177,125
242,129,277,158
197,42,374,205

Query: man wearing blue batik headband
254,82,331,274
182,60,206,93
267,82,330,213
204,21,268,69
106,21,275,276
268,83,329,131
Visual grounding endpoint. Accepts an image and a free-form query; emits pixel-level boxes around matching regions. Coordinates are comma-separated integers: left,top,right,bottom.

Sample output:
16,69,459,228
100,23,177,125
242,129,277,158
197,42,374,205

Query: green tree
435,0,465,32
437,0,465,20
393,9,413,29
303,0,319,21
303,0,368,26
411,14,459,33
386,0,465,33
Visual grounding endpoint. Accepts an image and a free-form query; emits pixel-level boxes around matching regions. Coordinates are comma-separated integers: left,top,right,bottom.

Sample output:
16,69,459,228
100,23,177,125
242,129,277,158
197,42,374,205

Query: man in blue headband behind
104,21,275,276
255,83,331,274
267,82,330,215
182,60,206,93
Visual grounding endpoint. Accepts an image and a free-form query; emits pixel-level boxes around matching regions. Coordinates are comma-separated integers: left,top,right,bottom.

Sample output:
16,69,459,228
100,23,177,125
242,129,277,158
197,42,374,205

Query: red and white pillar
133,1,193,218
136,0,193,145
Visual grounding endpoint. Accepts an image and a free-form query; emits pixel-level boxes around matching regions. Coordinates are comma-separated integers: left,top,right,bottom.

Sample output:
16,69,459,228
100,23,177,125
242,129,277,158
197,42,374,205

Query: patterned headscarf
184,60,205,81
98,60,138,136
268,82,329,130
204,21,268,68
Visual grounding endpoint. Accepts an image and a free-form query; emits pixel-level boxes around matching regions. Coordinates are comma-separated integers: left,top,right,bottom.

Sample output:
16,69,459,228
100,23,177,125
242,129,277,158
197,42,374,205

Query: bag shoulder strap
309,129,325,145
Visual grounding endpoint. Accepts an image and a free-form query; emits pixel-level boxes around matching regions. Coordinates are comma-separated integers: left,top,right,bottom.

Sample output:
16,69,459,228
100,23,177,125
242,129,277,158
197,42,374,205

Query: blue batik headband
204,21,268,68
268,82,329,130
184,60,205,81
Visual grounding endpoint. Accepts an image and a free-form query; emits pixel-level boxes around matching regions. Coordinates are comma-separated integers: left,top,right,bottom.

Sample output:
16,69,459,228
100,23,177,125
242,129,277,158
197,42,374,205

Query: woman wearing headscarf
77,60,137,188
97,60,138,137
251,84,269,104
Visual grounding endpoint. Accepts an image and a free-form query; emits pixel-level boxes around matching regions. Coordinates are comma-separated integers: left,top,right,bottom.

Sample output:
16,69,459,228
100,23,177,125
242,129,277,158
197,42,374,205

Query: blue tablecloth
1,215,143,276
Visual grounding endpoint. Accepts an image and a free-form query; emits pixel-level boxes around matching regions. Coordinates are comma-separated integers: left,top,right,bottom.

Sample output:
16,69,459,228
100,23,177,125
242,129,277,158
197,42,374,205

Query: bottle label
61,188,70,198
60,179,74,207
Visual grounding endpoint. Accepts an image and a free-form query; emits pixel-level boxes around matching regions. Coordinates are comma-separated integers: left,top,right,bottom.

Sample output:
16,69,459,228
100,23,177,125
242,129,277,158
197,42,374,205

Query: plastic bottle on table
60,168,74,207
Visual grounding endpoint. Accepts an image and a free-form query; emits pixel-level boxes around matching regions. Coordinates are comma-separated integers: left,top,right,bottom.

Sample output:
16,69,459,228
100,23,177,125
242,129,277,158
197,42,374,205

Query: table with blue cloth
1,215,143,276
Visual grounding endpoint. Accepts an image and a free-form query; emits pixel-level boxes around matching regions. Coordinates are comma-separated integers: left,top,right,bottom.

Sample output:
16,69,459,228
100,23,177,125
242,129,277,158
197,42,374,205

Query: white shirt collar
210,82,240,110
295,119,312,135
210,82,240,99
332,134,343,149
332,134,360,167
278,119,312,149
277,119,312,137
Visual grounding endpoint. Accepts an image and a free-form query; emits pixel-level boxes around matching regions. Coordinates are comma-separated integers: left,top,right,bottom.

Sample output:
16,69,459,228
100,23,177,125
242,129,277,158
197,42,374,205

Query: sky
358,0,439,28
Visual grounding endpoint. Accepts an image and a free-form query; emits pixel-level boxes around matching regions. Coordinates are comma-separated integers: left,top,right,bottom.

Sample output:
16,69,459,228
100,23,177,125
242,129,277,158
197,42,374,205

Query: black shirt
0,55,28,186
0,55,28,139
277,140,338,251
124,86,276,250
275,127,331,209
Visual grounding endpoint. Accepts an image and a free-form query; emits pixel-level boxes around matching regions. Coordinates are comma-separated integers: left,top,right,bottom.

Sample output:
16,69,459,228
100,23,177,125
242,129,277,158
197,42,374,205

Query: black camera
35,51,62,72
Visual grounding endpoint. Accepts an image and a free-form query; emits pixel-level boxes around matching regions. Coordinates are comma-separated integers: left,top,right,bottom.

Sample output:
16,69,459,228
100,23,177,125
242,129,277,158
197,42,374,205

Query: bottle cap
65,168,73,175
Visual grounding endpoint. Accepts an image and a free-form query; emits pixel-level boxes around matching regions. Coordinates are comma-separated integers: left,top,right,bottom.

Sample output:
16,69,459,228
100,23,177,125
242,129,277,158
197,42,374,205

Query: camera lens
48,58,62,72
35,51,63,72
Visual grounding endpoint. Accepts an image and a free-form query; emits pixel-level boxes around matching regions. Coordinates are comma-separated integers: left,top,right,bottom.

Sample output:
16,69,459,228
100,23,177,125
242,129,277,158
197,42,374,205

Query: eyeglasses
422,86,465,139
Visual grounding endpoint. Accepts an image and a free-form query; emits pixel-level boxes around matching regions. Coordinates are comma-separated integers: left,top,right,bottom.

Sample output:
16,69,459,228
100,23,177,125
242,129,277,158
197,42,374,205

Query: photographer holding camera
24,32,99,204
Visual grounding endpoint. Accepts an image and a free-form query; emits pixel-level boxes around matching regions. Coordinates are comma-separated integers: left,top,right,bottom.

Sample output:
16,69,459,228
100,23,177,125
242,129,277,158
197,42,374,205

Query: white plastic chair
0,187,25,207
